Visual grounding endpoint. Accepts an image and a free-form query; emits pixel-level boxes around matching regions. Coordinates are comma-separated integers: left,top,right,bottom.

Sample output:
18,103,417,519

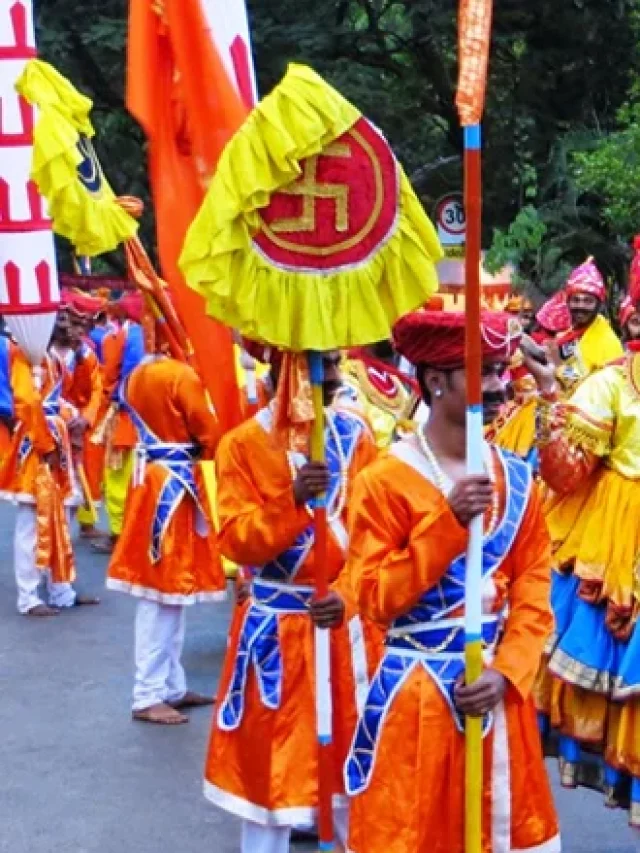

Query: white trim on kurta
513,836,562,853
203,781,348,828
492,701,511,853
0,490,82,507
105,578,227,605
348,615,369,717
348,837,562,853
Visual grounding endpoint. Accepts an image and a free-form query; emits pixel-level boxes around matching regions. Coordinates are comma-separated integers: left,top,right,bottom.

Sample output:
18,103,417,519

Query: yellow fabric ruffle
545,467,640,608
492,398,537,457
578,315,624,375
180,63,442,351
16,60,138,256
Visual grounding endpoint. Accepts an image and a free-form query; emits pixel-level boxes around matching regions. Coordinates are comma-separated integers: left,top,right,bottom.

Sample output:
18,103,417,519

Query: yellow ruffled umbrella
15,59,139,256
180,63,443,851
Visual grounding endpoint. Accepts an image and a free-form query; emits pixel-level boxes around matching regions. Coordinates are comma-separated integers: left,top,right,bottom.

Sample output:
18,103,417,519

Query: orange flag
456,0,493,127
126,0,249,431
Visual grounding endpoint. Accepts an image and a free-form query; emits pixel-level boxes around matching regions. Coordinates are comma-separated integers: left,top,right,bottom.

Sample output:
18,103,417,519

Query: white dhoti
240,806,349,853
132,599,187,711
14,504,76,614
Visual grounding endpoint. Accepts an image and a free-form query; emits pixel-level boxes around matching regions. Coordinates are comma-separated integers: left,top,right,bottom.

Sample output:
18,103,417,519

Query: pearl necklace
417,428,501,537
287,410,348,524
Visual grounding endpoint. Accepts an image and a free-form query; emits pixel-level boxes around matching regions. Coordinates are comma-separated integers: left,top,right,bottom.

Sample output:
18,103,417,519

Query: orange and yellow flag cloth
126,0,249,433
456,0,494,126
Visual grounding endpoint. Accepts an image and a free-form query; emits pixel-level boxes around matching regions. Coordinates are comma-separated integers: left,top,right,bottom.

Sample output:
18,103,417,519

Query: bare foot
170,691,215,709
25,604,60,618
79,527,108,541
73,595,101,607
132,703,189,725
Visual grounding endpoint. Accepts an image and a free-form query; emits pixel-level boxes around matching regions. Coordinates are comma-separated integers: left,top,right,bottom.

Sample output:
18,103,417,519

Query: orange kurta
0,350,76,504
63,343,105,504
107,357,226,604
204,406,378,825
101,325,138,453
345,438,560,853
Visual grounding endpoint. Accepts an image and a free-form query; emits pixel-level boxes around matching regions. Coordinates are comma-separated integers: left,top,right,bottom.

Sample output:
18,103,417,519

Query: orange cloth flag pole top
456,3,494,853
126,0,249,431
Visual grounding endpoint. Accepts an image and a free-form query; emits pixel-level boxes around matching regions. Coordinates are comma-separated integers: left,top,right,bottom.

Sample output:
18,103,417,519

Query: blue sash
0,337,13,419
118,378,201,563
217,409,365,731
345,449,531,797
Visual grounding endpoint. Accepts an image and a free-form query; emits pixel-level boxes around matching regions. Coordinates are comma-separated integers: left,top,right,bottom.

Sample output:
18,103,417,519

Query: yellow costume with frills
490,351,538,458
545,355,640,608
556,315,623,395
534,353,640,825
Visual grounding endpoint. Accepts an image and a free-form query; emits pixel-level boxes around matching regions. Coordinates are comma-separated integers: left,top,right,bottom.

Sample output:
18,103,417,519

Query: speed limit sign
435,194,466,246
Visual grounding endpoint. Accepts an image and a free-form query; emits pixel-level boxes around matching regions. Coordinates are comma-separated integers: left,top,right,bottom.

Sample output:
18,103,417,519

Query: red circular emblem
253,117,399,272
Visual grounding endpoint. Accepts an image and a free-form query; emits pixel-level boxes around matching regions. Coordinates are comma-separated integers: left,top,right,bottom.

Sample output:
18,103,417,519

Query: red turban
536,292,571,334
566,257,606,301
619,295,637,329
393,310,522,369
60,289,106,318
117,292,145,324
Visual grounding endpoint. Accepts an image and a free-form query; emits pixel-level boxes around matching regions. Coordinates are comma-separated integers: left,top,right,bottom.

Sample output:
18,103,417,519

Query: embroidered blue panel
261,411,364,582
393,451,531,627
217,582,314,731
218,411,365,728
118,379,200,563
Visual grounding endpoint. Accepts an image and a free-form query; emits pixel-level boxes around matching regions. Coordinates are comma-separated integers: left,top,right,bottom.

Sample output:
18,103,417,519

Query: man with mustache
344,309,560,853
203,350,378,853
550,258,622,394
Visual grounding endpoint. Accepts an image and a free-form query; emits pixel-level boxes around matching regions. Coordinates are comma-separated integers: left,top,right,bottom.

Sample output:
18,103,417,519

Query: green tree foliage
34,0,640,285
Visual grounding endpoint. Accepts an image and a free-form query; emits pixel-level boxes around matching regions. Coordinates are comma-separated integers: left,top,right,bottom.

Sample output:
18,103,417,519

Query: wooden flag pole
308,351,335,853
464,123,484,853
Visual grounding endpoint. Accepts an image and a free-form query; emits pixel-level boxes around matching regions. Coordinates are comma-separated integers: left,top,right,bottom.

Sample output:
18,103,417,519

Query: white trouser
133,599,187,711
14,504,76,614
240,805,349,853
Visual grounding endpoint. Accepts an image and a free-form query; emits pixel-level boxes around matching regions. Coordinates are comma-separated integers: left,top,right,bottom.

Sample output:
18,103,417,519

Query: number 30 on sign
435,193,466,246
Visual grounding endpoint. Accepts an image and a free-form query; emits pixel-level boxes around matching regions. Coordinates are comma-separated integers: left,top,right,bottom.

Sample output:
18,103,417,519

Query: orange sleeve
72,350,103,426
346,463,468,625
174,364,221,457
215,431,311,566
492,484,554,700
11,352,55,456
101,330,124,400
538,435,598,494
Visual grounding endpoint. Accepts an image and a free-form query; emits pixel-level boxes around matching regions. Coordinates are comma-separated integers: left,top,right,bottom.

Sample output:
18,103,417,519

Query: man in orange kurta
92,293,147,553
344,311,560,853
54,292,105,536
107,355,226,725
0,330,99,615
203,351,377,853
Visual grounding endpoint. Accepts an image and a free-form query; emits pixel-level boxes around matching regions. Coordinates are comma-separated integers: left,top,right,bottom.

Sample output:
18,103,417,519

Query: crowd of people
2,254,640,852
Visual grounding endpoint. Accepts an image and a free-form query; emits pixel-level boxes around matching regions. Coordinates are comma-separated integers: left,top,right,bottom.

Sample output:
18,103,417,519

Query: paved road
0,503,638,853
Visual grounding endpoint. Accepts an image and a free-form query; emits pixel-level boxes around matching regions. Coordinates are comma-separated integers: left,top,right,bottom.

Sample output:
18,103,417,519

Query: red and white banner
200,0,257,107
0,0,60,364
